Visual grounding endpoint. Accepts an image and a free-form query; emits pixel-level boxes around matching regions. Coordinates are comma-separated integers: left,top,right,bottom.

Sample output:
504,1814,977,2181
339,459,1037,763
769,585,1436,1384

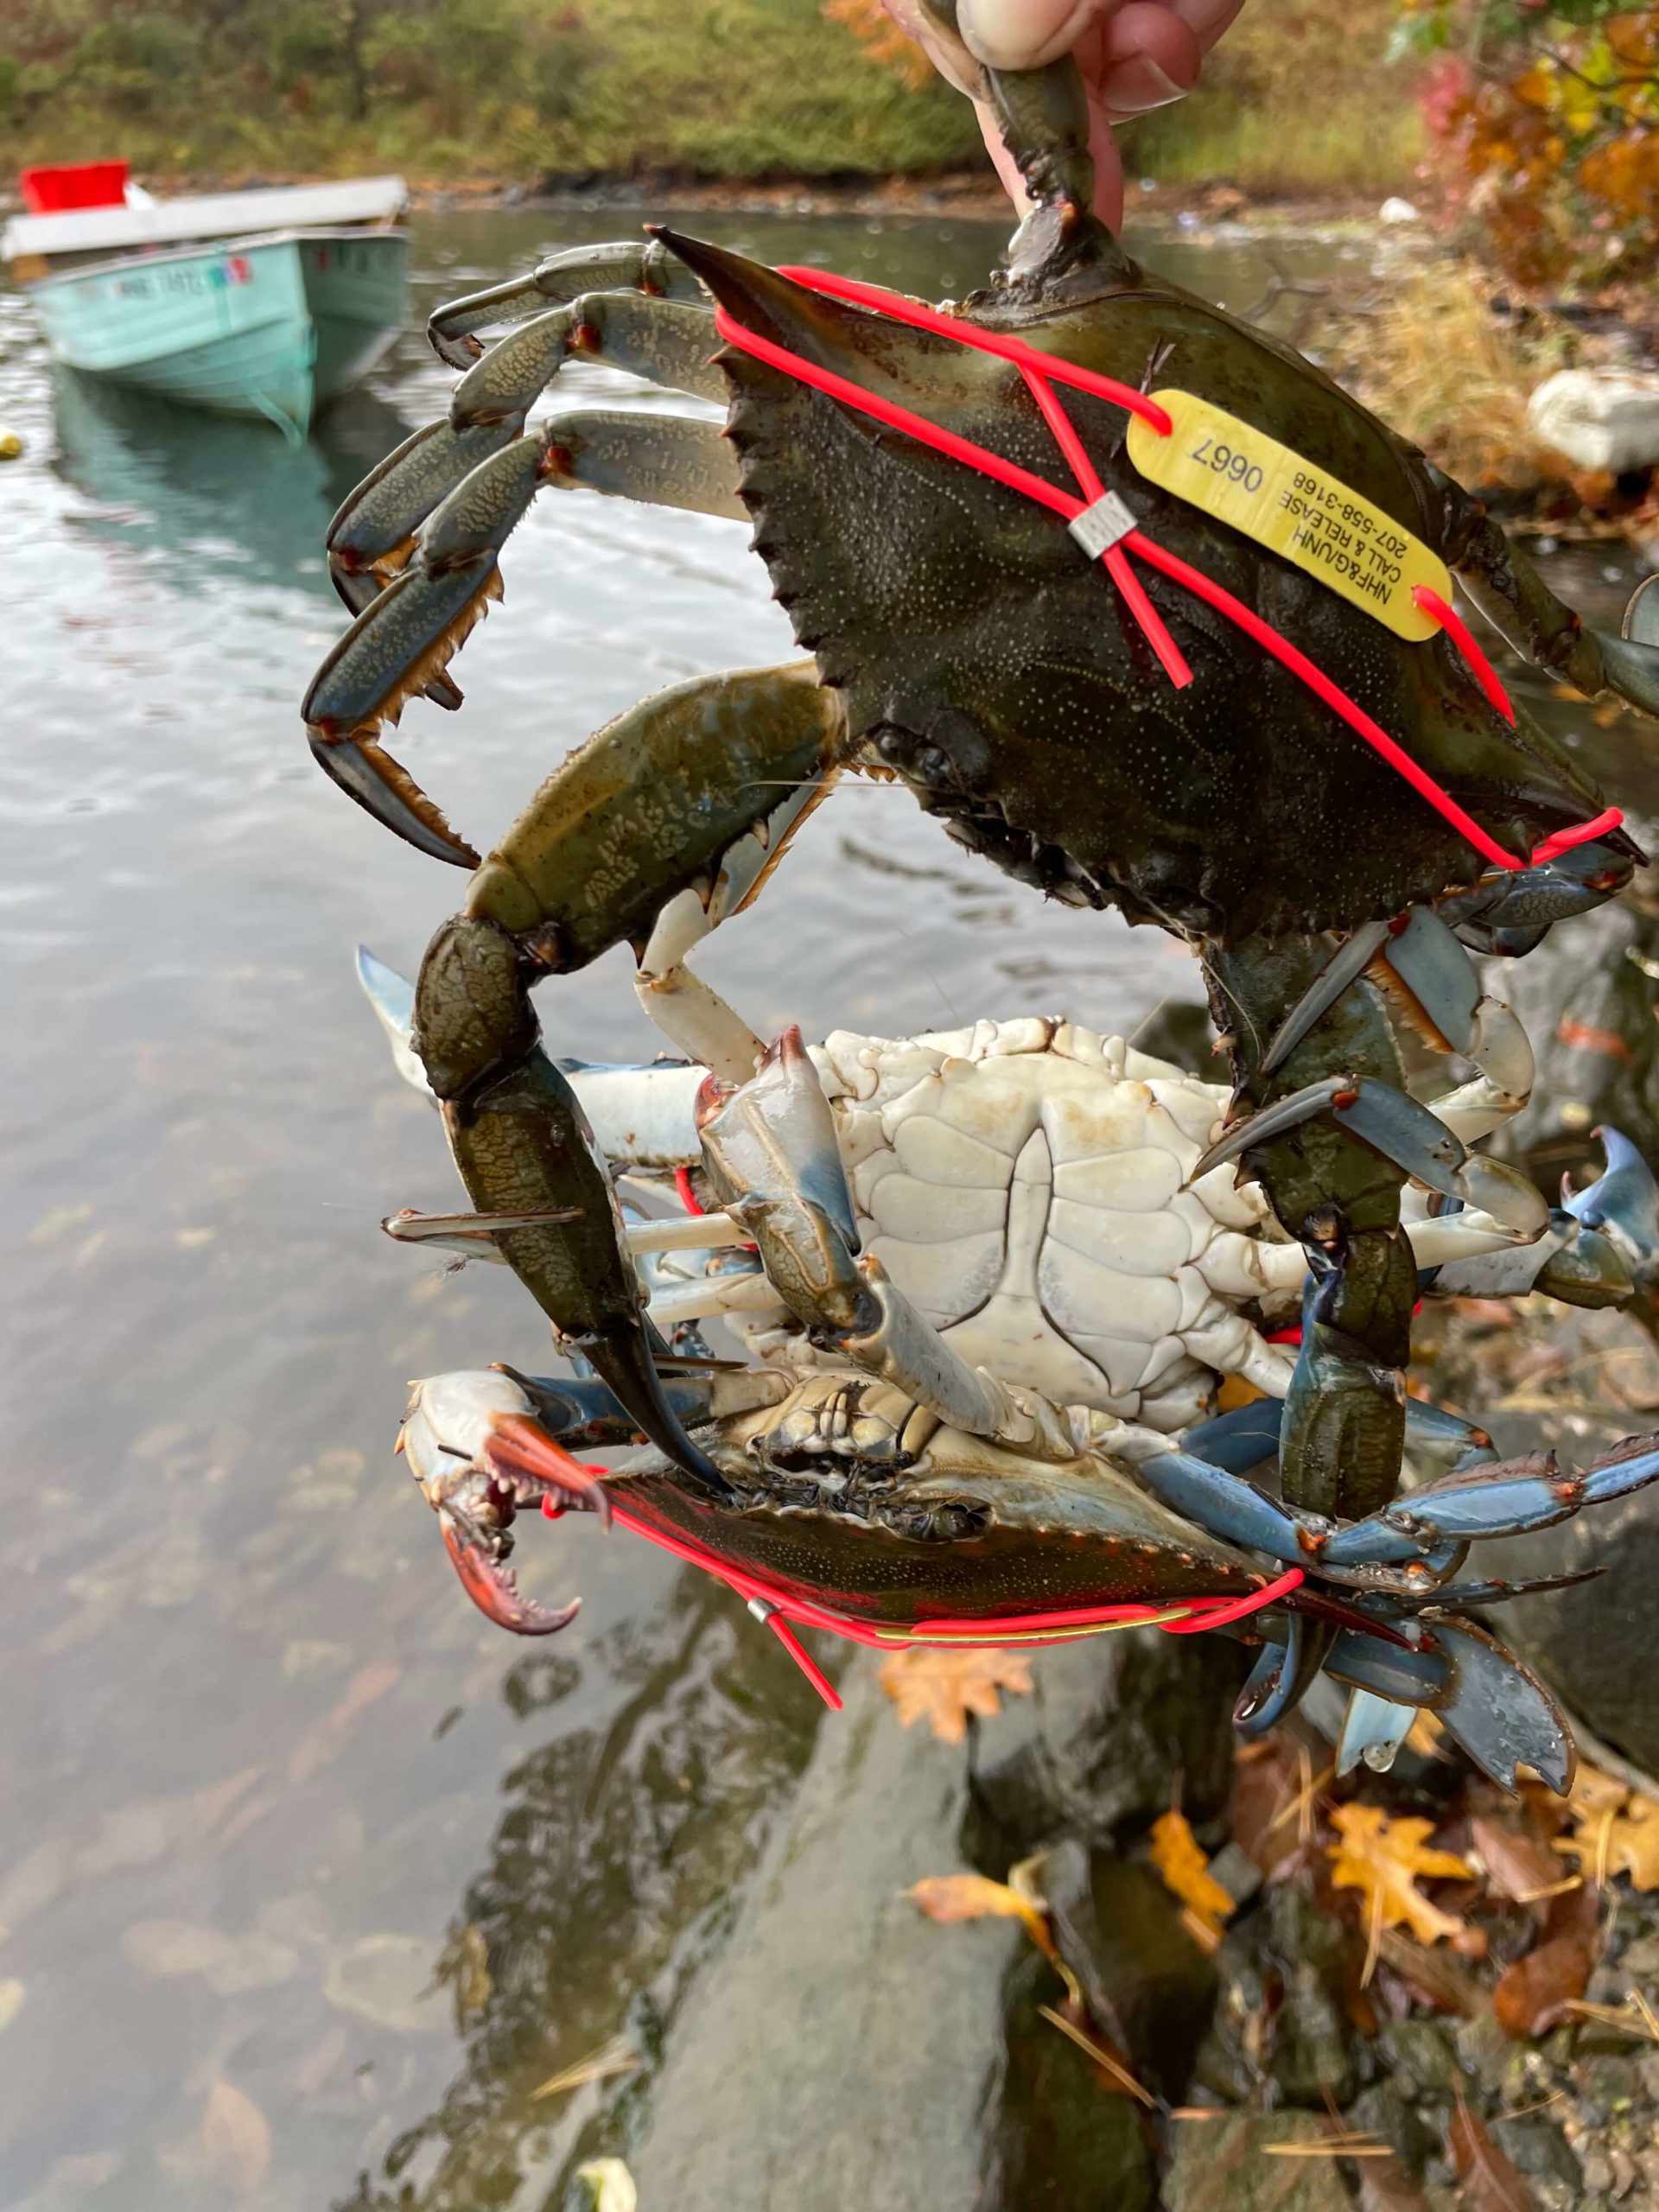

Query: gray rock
1162,2112,1353,2212
1491,2115,1583,2190
1271,1962,1356,2107
625,1656,1026,2211
1453,2010,1513,2096
1380,2019,1466,2103
1263,1874,1360,2107
1344,2082,1437,2177
1044,1840,1217,2104
996,1948,1155,2211
968,1623,1243,1853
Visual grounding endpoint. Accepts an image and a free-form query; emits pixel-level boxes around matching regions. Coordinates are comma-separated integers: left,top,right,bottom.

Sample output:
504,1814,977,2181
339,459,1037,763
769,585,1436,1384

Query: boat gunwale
19,224,409,292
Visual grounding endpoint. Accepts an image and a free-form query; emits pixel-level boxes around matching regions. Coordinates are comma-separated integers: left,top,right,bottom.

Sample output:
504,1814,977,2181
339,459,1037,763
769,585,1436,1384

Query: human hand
890,1,1247,232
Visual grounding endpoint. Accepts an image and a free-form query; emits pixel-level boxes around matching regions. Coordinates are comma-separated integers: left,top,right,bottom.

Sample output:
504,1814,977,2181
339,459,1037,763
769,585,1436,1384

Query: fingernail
1107,56,1189,116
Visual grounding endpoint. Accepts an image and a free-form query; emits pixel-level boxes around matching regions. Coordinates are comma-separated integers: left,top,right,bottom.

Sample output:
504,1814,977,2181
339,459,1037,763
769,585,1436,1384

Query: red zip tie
1532,804,1626,865
1157,1565,1305,1633
776,265,1174,434
1122,531,1529,870
717,269,1627,876
758,1609,843,1709
674,1165,704,1216
1411,584,1514,725
1019,363,1192,689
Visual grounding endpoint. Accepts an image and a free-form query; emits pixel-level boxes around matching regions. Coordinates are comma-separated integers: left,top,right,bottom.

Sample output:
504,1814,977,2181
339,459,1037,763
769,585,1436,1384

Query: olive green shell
665,234,1606,945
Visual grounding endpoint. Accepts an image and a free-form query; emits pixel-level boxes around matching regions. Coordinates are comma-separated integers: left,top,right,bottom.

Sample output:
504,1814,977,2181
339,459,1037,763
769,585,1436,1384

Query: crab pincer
398,1370,611,1633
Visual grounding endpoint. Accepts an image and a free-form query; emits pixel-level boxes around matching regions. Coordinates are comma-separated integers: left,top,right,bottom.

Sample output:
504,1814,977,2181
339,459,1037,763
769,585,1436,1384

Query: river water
2,206,1653,2211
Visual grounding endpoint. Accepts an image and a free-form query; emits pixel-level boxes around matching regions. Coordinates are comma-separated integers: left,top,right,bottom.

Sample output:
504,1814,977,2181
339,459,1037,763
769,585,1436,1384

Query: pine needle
531,2039,639,2101
1036,2004,1156,2108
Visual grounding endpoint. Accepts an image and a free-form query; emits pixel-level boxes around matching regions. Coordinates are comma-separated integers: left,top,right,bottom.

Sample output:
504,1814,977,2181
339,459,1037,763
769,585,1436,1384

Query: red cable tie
1531,805,1625,865
1158,1565,1305,1635
674,1164,704,1217
714,307,1084,519
1020,363,1193,689
762,1612,842,1708
776,265,1174,435
1411,583,1515,725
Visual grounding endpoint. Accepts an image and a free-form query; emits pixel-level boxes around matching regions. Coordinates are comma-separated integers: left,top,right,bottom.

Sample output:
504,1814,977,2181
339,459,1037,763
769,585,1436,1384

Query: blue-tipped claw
1427,1613,1574,1794
1565,1128,1659,1289
1376,906,1481,1053
1190,1074,1545,1235
1235,1613,1335,1737
357,946,432,1098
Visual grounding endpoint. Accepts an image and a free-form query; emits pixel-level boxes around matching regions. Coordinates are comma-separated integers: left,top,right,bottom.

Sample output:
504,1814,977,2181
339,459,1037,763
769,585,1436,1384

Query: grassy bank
1128,0,1419,200
2,0,1419,198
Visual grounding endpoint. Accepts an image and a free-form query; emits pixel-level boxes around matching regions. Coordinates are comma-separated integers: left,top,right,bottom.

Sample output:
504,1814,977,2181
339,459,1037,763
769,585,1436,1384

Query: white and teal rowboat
3,177,410,439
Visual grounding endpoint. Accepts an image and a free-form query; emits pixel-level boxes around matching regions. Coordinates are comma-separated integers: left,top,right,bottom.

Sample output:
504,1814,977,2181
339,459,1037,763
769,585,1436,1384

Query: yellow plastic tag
1125,391,1452,642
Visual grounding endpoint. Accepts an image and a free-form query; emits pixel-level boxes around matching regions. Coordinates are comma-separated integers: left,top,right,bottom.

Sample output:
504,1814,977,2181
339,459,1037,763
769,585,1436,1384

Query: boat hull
26,228,409,436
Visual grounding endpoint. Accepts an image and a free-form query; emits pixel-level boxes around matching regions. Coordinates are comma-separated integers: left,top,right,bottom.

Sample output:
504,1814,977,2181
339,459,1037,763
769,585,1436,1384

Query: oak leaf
877,1646,1033,1745
1469,1817,1561,1904
1491,1880,1599,2039
1553,1762,1659,1891
1149,1809,1234,1938
906,1872,1049,1943
1327,1804,1472,1947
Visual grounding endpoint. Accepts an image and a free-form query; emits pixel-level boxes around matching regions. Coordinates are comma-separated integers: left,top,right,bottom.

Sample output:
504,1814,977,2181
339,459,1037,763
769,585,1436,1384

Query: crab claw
1564,1127,1659,1294
398,1370,611,1635
437,1510,581,1637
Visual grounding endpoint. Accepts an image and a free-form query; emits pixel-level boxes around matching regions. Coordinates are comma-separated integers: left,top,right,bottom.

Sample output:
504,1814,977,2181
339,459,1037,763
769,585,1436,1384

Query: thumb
956,0,1113,71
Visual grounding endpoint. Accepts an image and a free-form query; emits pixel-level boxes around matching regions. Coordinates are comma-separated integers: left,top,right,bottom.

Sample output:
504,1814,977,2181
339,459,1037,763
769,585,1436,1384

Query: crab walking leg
411,662,843,1484
427,237,709,367
1430,463,1659,720
326,292,725,615
1264,906,1536,1150
699,1029,1117,1460
1204,937,1421,1523
303,411,746,867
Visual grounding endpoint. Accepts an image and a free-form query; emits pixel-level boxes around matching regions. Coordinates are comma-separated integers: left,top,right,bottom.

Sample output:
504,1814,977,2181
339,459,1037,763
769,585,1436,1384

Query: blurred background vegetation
0,0,1415,193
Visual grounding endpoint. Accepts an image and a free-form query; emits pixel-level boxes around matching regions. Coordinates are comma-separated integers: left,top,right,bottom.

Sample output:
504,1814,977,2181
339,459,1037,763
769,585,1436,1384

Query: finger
1167,0,1249,54
957,0,1113,72
1094,2,1203,118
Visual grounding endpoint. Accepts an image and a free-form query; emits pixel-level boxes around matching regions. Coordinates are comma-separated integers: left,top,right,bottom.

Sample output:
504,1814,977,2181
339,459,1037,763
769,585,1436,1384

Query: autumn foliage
1398,2,1659,284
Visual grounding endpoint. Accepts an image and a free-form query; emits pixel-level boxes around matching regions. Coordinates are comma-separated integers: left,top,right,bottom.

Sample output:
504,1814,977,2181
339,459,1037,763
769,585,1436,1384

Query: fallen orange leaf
1552,1762,1659,1891
877,1646,1034,1745
906,1872,1047,1942
1148,1809,1234,1939
1491,1881,1600,2039
1327,1804,1472,1948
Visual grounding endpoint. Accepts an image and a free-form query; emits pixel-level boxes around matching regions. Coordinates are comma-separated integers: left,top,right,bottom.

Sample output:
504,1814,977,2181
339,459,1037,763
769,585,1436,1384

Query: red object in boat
20,162,130,213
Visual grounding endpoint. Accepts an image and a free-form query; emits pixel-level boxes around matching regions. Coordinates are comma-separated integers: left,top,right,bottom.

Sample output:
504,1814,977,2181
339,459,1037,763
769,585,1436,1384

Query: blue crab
303,7,1659,1777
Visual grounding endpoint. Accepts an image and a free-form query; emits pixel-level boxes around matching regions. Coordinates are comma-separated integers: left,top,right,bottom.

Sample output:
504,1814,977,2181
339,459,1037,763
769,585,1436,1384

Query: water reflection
48,371,416,603
333,1586,821,2211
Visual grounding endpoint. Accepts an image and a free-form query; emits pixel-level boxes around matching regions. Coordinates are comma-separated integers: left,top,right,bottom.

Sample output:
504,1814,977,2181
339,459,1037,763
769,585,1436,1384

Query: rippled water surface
3,205,1652,2210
